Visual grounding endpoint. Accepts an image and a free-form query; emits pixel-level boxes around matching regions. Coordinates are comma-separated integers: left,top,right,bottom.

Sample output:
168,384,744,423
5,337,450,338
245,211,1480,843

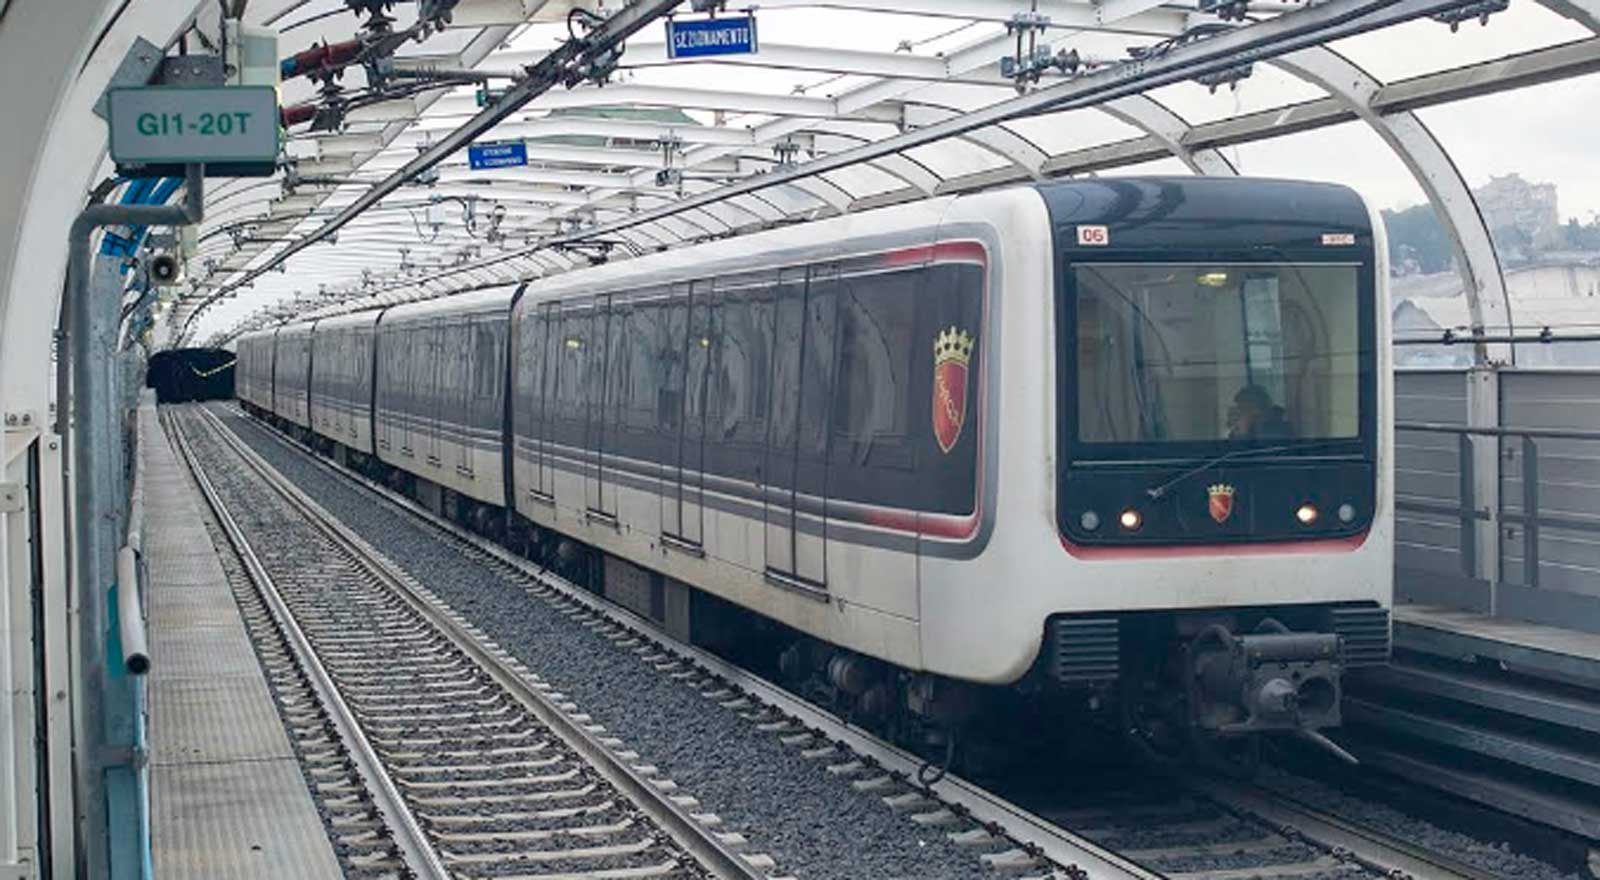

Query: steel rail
1183,776,1503,880
192,405,770,880
164,411,452,880
183,0,684,333
205,404,1162,880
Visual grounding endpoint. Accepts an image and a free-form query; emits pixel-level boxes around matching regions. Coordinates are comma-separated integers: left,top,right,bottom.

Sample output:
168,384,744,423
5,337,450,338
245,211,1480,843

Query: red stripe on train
1058,531,1369,560
878,240,989,268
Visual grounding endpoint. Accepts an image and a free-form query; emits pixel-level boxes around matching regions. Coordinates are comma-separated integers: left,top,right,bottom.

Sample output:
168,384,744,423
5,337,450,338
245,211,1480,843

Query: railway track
196,402,1516,880
168,407,778,880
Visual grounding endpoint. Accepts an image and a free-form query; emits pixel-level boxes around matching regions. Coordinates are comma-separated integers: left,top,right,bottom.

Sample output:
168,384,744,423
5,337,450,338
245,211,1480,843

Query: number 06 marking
1077,225,1110,246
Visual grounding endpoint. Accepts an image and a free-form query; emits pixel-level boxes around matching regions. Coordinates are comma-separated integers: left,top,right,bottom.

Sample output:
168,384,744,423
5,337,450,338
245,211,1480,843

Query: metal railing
1396,420,1600,594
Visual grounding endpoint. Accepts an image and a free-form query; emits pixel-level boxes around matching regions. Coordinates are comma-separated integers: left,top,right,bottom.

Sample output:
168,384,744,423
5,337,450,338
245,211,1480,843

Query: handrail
1396,421,1600,442
1391,420,1600,590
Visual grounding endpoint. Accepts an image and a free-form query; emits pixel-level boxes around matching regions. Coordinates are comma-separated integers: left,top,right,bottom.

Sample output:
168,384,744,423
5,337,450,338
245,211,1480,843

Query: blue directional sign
468,141,528,170
666,15,758,59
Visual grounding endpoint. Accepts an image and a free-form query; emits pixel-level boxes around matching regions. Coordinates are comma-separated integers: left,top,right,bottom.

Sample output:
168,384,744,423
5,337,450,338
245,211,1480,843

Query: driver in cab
1228,384,1293,440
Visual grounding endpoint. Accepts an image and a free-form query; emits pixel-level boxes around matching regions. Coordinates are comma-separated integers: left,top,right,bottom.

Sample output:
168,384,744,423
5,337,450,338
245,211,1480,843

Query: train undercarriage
247,402,1389,775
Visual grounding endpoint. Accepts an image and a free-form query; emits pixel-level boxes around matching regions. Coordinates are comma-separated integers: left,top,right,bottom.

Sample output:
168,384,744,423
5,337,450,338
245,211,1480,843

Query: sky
189,1,1600,339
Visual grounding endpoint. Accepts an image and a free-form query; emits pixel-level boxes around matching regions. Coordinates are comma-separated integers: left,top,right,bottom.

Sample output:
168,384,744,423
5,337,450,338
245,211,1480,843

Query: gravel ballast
216,406,997,880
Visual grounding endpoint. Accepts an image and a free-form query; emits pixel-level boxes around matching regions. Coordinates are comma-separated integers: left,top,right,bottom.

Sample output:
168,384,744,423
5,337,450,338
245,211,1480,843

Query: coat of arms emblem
932,326,975,454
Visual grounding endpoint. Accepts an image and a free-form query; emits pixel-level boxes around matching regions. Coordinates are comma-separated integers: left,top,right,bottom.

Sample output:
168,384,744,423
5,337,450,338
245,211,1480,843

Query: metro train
236,177,1393,762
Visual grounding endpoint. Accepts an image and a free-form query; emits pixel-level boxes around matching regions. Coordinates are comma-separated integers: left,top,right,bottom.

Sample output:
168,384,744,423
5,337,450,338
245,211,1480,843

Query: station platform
1393,602,1600,685
140,403,341,879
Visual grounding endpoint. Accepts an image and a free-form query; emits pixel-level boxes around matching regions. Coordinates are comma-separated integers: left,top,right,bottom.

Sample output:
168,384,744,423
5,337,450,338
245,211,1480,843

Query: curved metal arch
724,192,788,224
906,104,1051,178
784,176,855,214
1273,45,1513,364
1100,95,1238,176
805,122,944,195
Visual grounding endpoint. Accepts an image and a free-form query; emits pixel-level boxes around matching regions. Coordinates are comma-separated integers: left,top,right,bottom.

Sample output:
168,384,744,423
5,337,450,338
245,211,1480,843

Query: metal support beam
1274,46,1513,365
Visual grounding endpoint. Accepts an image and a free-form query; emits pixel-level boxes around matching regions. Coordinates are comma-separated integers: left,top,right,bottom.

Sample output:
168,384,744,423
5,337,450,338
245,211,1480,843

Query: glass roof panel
1329,3,1589,81
1222,119,1428,213
1001,108,1144,156
902,140,1009,179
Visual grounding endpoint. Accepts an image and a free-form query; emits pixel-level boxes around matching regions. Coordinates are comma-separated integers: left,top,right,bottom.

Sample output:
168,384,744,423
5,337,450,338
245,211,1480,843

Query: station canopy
166,0,1600,362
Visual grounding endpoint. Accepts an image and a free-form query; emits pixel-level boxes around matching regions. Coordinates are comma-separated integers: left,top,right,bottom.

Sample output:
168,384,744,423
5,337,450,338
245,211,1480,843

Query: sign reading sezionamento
666,15,758,59
107,87,280,166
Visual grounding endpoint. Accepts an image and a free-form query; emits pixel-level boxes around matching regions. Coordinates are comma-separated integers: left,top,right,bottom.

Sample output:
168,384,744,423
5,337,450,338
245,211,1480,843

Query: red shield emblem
1208,483,1236,524
932,326,975,454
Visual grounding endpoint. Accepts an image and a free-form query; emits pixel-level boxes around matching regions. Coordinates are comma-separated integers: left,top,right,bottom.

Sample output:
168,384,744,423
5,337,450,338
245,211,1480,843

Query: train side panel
373,289,513,507
272,322,315,429
508,199,986,670
309,311,380,456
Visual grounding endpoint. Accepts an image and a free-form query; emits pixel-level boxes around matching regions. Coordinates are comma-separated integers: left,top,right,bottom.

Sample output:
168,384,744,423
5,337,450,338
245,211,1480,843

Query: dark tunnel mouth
146,348,235,404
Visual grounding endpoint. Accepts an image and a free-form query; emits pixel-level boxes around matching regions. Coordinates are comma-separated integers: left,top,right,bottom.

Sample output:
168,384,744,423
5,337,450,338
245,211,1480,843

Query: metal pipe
1396,421,1600,441
1394,330,1600,346
64,162,203,878
116,546,150,675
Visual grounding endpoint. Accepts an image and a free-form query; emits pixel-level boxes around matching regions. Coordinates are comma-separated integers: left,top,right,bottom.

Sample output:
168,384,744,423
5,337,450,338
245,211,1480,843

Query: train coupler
1184,620,1342,734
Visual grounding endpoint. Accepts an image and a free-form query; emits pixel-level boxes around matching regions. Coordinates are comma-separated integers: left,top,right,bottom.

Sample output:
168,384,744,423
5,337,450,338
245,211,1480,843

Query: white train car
244,177,1392,751
309,310,381,455
234,329,277,414
372,287,515,508
271,321,316,429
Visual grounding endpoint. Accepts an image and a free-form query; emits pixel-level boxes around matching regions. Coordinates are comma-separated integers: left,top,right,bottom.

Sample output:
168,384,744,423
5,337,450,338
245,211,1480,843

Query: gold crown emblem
1207,483,1235,498
934,326,975,367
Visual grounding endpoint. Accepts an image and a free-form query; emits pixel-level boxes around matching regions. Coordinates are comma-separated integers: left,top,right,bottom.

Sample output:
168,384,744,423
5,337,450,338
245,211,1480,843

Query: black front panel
1042,177,1380,547
1060,459,1374,545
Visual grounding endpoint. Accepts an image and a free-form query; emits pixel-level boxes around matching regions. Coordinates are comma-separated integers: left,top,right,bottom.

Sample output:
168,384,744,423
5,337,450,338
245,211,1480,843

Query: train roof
378,283,520,326
313,309,382,332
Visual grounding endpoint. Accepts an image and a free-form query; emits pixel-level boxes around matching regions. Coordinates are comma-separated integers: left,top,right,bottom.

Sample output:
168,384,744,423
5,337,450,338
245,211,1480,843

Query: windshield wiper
1144,439,1353,501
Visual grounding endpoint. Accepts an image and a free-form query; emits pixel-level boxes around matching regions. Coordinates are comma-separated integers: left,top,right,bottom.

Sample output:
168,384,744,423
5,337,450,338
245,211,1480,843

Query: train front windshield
1073,263,1361,448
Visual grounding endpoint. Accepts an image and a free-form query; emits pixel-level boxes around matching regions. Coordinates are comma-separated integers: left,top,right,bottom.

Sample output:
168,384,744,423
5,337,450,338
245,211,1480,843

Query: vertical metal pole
64,164,202,879
1465,365,1501,612
1458,432,1476,581
1522,436,1539,589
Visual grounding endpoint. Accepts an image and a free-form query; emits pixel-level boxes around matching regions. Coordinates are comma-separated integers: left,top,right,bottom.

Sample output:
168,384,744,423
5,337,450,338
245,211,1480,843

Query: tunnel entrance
147,348,235,403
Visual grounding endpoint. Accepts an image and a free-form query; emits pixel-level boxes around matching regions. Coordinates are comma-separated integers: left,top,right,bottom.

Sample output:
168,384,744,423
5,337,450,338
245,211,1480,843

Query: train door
424,320,446,468
453,317,479,476
661,280,711,547
764,264,836,590
592,295,624,518
533,302,558,496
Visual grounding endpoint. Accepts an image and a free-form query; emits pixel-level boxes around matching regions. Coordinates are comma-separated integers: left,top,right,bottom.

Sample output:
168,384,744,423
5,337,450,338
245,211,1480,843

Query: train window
472,320,498,400
514,308,542,440
797,266,840,492
1073,263,1360,445
603,302,628,454
656,295,686,438
555,307,589,448
834,270,917,460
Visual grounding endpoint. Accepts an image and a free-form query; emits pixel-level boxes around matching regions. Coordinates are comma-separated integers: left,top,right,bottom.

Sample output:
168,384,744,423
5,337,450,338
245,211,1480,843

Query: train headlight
1337,502,1356,524
1118,508,1142,531
1080,510,1101,531
1295,503,1319,526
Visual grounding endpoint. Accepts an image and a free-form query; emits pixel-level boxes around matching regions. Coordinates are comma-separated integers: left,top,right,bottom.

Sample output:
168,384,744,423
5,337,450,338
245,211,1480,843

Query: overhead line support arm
185,0,683,333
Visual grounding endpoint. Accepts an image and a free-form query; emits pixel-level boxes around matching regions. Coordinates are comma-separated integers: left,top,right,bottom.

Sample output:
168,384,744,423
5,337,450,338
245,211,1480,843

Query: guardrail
1396,421,1600,590
1395,420,1600,630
